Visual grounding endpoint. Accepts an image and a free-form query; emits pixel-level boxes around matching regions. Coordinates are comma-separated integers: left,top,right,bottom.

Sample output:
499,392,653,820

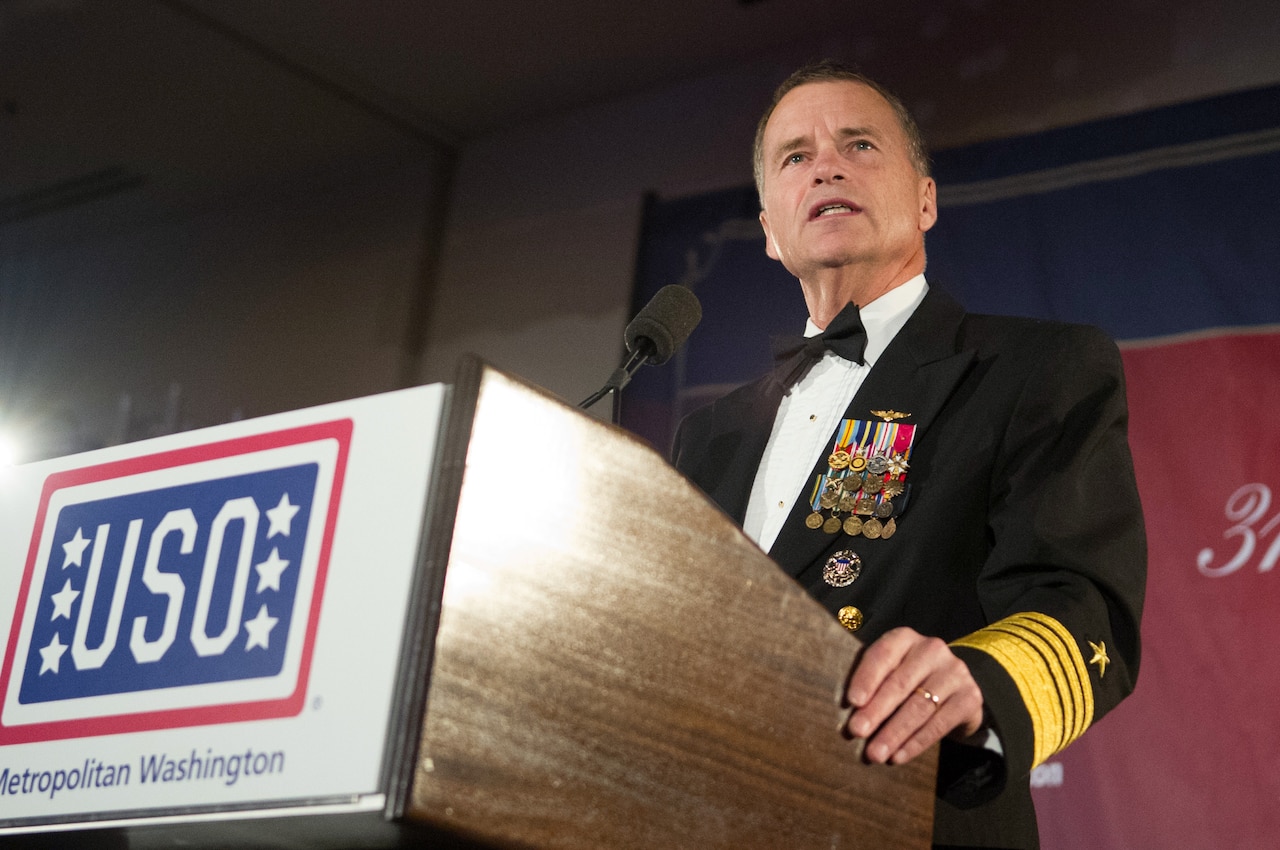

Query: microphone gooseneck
579,285,702,417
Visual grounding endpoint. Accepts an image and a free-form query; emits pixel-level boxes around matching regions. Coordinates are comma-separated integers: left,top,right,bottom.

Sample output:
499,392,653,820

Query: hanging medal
805,419,869,533
804,410,917,538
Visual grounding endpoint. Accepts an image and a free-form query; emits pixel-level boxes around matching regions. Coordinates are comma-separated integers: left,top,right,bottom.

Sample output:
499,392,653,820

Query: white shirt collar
802,274,929,366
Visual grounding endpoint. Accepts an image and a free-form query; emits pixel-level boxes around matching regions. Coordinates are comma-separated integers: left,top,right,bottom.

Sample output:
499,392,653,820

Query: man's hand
846,627,985,765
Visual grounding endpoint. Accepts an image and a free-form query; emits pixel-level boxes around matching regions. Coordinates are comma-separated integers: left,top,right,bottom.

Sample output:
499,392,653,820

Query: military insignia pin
822,550,863,587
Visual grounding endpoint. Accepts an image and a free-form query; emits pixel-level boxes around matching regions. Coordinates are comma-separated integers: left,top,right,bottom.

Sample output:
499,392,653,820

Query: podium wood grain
406,364,935,849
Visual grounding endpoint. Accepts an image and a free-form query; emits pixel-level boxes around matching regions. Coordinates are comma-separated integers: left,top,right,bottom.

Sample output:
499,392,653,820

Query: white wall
0,153,442,459
420,58,790,404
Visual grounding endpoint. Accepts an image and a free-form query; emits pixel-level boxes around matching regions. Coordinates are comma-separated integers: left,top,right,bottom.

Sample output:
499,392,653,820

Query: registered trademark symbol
312,696,323,711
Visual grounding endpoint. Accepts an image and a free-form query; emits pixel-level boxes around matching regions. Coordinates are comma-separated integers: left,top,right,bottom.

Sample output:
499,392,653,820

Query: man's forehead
764,80,897,144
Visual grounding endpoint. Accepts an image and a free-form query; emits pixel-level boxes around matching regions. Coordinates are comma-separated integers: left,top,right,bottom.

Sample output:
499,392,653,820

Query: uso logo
0,420,351,743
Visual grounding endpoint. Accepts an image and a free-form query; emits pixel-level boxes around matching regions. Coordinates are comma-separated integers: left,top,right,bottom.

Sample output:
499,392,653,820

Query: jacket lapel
768,287,975,576
695,374,786,524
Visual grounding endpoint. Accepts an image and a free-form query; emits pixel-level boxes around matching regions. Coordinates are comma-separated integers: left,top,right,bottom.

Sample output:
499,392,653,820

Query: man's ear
919,177,938,233
760,209,780,260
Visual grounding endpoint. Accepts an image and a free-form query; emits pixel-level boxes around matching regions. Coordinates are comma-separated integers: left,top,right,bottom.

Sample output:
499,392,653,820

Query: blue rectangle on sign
19,464,318,704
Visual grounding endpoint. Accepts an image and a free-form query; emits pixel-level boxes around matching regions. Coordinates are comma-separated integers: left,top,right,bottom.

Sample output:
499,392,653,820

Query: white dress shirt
742,275,929,553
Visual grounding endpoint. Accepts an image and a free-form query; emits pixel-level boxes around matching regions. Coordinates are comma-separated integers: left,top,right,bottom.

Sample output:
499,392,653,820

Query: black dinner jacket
672,286,1146,850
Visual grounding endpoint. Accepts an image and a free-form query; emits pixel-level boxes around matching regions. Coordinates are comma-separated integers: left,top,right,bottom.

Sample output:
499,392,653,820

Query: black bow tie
771,301,867,390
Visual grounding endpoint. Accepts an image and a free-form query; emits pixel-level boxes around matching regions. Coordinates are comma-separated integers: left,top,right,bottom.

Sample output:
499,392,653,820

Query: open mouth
811,201,861,219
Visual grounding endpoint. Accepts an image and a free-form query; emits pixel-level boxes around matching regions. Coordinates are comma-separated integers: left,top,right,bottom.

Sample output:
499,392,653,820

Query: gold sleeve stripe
951,612,1095,768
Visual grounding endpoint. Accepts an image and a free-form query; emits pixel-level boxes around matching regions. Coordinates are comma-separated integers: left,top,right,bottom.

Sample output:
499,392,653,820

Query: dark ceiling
4,0,1274,248
0,0,938,243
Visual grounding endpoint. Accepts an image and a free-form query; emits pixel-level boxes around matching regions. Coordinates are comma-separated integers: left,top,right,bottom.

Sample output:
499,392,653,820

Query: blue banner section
931,84,1280,183
631,187,803,387
21,463,317,703
625,82,1280,450
928,82,1280,339
625,187,802,450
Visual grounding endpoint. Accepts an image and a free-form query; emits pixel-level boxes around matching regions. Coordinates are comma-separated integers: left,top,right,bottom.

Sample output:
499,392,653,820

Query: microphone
624,284,703,365
579,285,702,415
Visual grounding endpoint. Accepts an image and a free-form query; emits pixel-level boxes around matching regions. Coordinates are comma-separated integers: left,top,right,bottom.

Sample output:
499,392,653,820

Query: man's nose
811,148,846,184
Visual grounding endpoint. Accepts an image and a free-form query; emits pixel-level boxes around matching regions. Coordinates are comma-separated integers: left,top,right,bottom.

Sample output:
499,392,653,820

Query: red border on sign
0,419,353,744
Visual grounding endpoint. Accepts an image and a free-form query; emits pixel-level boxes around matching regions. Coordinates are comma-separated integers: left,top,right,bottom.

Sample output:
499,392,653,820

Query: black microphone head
624,285,702,365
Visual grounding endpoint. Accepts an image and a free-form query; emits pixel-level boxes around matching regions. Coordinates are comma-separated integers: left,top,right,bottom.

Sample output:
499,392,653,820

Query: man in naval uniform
672,61,1146,850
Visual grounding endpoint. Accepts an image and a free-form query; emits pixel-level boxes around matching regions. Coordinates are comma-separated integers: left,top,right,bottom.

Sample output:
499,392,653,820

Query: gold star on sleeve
1088,640,1110,678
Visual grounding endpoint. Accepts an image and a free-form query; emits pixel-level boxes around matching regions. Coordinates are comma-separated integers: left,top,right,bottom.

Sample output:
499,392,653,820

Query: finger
890,682,987,764
846,627,919,708
882,687,960,764
861,684,949,764
847,632,948,737
869,667,986,765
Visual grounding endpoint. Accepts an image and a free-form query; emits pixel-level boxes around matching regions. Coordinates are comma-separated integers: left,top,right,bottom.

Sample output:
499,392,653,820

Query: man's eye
786,153,805,165
853,140,874,151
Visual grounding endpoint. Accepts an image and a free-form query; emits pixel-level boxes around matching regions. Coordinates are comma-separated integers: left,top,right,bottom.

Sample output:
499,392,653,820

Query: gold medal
822,550,862,587
880,517,897,539
809,417,916,537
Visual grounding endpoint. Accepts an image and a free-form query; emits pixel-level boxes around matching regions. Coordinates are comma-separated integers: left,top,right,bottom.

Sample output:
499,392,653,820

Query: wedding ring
916,688,941,708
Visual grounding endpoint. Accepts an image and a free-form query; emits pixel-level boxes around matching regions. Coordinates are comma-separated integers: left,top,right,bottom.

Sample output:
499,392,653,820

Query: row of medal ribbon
805,418,916,539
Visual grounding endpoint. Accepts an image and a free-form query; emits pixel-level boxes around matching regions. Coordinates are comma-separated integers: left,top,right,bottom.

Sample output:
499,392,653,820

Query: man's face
757,81,936,284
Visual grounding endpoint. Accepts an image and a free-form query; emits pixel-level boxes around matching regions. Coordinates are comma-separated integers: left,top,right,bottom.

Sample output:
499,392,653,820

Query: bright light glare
0,432,21,466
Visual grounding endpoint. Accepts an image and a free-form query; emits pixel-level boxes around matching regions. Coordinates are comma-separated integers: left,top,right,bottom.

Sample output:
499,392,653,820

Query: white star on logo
243,604,278,651
62,528,91,568
39,633,69,675
49,579,80,621
265,493,300,539
253,547,290,593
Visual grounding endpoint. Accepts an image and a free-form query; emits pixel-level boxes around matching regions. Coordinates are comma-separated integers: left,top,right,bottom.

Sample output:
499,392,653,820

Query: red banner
1035,330,1280,849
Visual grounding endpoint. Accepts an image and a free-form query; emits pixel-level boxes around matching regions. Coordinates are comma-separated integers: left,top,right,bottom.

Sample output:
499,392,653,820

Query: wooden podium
0,360,933,849
394,360,935,849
